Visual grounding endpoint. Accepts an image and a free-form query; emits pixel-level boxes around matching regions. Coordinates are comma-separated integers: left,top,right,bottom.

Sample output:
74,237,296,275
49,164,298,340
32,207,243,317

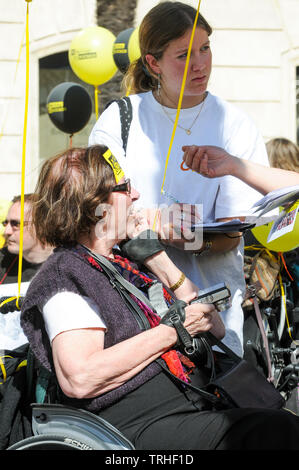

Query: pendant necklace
160,93,206,136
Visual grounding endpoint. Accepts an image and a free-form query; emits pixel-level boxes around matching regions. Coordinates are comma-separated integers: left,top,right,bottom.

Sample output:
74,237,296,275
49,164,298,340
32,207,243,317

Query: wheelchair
7,403,135,450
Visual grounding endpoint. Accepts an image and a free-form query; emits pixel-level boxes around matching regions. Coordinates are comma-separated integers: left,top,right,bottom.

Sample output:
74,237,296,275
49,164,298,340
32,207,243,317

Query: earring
157,73,161,97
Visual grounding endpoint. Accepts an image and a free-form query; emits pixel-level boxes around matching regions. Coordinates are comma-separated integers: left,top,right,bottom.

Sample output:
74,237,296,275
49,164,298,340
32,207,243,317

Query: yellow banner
102,149,125,183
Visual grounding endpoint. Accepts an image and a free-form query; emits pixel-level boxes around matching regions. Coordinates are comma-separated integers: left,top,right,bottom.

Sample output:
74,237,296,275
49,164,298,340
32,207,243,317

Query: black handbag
205,333,285,409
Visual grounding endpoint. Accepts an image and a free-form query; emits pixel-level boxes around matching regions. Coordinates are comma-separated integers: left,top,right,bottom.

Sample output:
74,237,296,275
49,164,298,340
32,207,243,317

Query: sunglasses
111,178,131,194
2,219,29,230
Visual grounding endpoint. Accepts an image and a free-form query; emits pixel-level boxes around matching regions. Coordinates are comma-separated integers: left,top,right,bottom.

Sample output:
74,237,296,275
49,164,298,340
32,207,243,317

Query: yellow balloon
128,27,141,63
252,201,299,252
69,26,117,86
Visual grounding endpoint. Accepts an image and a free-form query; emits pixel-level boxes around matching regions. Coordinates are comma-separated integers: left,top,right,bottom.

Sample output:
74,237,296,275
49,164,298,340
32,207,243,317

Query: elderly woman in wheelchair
13,145,299,450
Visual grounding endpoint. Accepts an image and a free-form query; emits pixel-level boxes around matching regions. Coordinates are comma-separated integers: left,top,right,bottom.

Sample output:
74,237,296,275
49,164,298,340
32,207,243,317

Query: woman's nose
131,187,140,202
190,52,206,71
191,59,205,72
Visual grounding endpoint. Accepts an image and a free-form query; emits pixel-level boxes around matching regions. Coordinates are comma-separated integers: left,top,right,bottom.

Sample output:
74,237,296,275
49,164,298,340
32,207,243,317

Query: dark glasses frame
111,178,131,194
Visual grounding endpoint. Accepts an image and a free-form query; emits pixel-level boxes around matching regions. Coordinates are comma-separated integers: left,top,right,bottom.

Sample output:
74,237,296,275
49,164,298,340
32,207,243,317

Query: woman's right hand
182,145,237,178
183,302,225,339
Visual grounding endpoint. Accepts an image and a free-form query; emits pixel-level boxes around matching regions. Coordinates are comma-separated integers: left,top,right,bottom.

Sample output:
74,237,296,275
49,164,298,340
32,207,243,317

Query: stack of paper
192,186,299,238
252,185,299,216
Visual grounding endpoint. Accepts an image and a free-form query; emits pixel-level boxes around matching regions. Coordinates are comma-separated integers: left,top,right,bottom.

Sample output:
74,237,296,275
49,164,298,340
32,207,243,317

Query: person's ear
145,54,161,75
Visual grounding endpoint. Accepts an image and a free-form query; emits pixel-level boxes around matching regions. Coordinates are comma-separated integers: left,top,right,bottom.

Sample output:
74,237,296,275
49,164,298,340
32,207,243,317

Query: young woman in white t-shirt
89,1,270,357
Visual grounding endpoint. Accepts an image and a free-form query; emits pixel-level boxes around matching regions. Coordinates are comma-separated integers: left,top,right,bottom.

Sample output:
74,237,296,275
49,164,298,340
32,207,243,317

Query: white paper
0,281,30,296
0,282,30,350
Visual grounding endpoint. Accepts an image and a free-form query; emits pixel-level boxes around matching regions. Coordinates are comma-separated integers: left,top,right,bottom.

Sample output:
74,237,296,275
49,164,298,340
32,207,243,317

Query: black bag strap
155,357,224,406
117,96,132,154
105,96,133,154
206,332,242,363
81,245,154,311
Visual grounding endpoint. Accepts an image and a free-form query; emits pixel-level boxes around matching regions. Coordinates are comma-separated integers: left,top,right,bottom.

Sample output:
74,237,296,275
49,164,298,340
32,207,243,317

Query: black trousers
98,370,299,450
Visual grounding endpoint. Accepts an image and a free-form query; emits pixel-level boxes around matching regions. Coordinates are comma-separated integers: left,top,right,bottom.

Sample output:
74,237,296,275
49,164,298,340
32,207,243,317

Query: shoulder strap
105,96,133,155
83,246,153,309
117,97,132,154
81,246,157,331
155,357,228,407
206,332,242,363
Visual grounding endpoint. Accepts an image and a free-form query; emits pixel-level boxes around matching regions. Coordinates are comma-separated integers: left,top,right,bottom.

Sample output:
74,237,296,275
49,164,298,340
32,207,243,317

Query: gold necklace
160,95,206,136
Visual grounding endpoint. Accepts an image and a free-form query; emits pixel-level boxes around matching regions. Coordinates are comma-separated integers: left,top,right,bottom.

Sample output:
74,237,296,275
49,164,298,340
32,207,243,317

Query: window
39,51,95,160
297,66,299,145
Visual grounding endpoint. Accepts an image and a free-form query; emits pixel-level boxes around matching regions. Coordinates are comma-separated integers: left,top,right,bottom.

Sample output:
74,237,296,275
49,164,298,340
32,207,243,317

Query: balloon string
160,0,201,194
94,86,100,119
152,0,201,231
16,0,31,309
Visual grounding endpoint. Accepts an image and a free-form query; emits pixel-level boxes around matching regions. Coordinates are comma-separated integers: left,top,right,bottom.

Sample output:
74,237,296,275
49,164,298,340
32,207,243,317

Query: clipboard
192,219,256,233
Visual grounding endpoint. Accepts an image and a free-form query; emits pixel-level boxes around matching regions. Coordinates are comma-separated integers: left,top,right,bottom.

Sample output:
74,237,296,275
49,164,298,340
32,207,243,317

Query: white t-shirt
89,91,270,356
42,291,106,342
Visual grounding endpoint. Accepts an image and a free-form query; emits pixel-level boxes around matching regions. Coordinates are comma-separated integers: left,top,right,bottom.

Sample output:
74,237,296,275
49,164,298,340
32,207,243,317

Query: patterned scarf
76,246,195,383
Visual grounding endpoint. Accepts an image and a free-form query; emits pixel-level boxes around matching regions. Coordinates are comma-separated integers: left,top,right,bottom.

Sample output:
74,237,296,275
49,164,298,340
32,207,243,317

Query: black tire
7,434,95,450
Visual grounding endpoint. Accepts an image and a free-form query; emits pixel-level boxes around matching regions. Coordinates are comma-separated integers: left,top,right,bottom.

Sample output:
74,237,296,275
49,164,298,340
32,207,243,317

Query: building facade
0,0,299,202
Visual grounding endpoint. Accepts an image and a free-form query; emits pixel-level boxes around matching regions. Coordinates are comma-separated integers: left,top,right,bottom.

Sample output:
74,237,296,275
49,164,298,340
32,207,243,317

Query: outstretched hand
182,145,236,178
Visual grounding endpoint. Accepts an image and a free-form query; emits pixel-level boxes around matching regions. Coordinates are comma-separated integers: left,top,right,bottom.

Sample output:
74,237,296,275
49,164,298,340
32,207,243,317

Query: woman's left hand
126,207,150,239
144,204,202,251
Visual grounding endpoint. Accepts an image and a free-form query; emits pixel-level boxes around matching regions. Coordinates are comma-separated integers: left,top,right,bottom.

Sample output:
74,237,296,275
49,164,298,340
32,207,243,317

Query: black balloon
113,28,134,74
47,82,92,134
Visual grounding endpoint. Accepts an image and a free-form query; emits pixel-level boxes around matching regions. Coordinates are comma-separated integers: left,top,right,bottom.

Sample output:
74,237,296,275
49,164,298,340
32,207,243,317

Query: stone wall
1,0,299,201
96,0,138,110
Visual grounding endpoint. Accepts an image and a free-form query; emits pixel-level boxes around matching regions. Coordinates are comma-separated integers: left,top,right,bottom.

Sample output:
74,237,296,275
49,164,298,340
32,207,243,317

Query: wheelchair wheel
7,434,95,450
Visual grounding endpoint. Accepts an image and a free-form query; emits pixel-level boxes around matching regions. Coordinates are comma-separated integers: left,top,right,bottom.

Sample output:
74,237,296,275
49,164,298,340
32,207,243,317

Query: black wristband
160,300,196,354
120,229,164,264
